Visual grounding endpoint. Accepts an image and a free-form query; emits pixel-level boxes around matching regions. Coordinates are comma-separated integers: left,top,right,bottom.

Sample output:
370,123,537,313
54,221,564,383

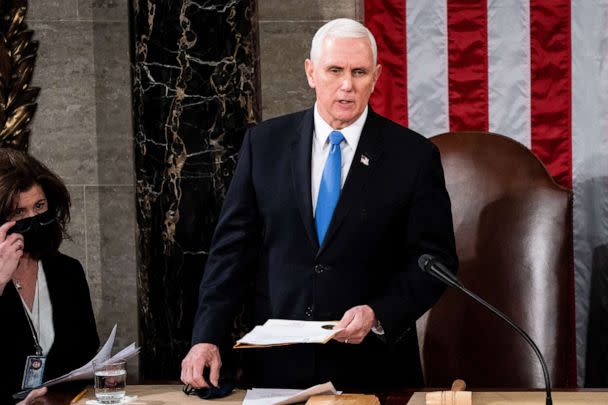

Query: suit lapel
290,108,319,250
317,110,385,256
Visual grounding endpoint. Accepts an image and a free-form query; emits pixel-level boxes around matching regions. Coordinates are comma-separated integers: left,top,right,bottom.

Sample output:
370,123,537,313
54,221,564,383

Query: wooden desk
71,385,245,404
62,386,608,405
405,391,608,405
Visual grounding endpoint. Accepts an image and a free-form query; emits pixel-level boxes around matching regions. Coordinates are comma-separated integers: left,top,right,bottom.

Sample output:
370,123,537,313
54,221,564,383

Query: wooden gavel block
426,379,472,405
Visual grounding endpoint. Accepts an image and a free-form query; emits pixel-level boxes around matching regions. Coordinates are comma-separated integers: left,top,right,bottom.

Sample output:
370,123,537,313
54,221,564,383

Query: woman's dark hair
0,148,71,254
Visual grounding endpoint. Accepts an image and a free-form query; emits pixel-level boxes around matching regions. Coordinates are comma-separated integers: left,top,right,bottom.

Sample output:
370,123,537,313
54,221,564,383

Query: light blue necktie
315,130,345,244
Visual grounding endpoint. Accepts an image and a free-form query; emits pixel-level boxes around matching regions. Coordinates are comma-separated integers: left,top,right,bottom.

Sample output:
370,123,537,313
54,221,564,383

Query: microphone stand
419,255,553,405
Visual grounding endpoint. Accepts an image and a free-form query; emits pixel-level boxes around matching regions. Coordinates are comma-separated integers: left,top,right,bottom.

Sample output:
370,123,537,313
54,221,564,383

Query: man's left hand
332,305,376,344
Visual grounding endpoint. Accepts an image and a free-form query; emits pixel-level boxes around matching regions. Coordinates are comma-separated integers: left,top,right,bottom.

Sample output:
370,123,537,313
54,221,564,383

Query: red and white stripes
530,0,572,189
365,0,608,386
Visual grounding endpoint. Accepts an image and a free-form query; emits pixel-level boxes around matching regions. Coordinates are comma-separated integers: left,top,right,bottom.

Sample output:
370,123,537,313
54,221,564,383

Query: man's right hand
180,343,222,388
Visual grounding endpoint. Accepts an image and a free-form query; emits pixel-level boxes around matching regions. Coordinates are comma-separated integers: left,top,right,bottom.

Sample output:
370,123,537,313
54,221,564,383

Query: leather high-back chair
417,132,575,388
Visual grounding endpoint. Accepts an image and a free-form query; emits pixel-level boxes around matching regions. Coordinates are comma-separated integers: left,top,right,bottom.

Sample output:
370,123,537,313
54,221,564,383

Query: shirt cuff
371,318,385,335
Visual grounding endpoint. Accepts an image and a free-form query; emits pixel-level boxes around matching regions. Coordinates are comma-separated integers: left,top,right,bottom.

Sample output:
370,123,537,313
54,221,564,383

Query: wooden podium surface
71,385,246,404
63,385,608,405
405,391,608,405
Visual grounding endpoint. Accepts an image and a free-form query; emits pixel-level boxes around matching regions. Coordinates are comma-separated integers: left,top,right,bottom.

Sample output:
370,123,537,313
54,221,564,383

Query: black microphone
418,254,553,405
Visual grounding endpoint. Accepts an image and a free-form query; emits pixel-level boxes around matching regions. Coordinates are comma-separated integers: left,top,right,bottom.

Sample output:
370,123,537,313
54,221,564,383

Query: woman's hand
0,221,24,294
17,387,47,405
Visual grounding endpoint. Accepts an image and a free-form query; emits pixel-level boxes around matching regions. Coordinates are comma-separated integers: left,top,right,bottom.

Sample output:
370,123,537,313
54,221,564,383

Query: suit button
305,306,313,318
314,264,324,274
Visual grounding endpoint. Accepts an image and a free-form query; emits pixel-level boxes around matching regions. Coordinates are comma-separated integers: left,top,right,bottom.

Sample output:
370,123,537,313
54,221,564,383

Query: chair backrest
417,132,575,388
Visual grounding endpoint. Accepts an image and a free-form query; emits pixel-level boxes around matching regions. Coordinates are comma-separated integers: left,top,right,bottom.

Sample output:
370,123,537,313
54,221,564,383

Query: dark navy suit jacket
192,107,457,390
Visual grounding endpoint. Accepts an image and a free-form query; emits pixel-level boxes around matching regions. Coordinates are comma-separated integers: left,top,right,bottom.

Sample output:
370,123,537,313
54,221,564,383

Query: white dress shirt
311,104,368,214
20,262,55,355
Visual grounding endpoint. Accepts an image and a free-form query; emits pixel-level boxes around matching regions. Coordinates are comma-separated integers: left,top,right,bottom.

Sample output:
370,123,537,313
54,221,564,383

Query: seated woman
0,148,99,403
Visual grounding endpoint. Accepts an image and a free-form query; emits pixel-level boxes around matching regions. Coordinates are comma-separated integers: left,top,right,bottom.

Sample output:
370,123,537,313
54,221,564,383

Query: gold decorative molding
0,0,39,150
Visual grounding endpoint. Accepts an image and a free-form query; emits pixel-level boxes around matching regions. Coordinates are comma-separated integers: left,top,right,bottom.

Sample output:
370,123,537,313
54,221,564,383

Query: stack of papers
45,324,139,386
234,319,342,348
243,382,339,405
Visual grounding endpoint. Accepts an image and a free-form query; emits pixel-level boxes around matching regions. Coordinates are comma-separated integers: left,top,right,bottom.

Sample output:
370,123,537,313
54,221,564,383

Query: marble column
130,0,260,380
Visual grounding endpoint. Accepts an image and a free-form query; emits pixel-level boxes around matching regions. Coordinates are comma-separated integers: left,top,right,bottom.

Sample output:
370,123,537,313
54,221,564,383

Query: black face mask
182,367,234,399
8,211,58,258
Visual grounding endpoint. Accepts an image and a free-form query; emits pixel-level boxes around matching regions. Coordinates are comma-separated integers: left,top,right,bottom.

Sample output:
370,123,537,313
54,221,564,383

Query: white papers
43,324,139,387
234,319,342,348
243,382,338,405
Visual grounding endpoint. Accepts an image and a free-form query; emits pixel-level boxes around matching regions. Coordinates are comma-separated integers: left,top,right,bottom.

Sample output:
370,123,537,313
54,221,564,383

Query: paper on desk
43,324,140,386
86,395,138,404
234,319,342,348
243,382,338,405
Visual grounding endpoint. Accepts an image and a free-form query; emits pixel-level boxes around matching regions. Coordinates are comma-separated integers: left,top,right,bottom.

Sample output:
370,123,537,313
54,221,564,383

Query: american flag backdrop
364,0,608,386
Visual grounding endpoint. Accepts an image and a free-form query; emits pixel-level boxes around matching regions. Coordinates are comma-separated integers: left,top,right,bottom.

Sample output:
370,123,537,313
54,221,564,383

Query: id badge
21,355,46,389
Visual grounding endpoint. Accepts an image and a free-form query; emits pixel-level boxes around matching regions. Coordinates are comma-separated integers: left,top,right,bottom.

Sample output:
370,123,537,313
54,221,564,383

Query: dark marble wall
130,0,261,380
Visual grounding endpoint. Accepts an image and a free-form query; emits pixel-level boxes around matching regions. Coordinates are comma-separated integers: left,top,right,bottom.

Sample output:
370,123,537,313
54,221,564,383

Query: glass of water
93,360,126,404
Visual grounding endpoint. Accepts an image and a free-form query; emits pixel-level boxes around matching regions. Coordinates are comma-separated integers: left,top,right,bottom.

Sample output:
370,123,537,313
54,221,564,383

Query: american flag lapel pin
360,154,370,166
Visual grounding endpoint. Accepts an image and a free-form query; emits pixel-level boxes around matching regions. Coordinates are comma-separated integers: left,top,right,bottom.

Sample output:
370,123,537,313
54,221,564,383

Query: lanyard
20,280,43,356
23,309,43,356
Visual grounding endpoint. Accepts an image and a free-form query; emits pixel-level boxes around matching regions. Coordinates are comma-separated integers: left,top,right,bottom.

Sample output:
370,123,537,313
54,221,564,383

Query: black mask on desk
182,368,235,399
183,382,235,399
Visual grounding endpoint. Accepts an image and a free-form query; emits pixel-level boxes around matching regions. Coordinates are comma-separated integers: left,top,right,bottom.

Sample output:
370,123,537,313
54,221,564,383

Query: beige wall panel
25,0,138,377
258,0,365,119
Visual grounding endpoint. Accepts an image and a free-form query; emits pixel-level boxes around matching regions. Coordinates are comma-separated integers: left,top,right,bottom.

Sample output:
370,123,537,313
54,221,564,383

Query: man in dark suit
181,18,457,391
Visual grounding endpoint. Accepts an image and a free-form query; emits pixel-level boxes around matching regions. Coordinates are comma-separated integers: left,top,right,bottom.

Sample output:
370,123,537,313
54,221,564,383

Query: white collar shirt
19,261,55,355
311,103,368,214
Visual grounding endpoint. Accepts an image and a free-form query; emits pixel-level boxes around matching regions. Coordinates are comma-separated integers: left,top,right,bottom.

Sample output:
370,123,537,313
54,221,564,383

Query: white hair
310,18,378,65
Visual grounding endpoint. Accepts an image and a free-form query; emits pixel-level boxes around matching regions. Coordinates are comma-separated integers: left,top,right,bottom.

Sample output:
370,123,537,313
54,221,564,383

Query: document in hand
234,319,342,348
13,324,139,400
43,324,139,386
243,381,338,405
